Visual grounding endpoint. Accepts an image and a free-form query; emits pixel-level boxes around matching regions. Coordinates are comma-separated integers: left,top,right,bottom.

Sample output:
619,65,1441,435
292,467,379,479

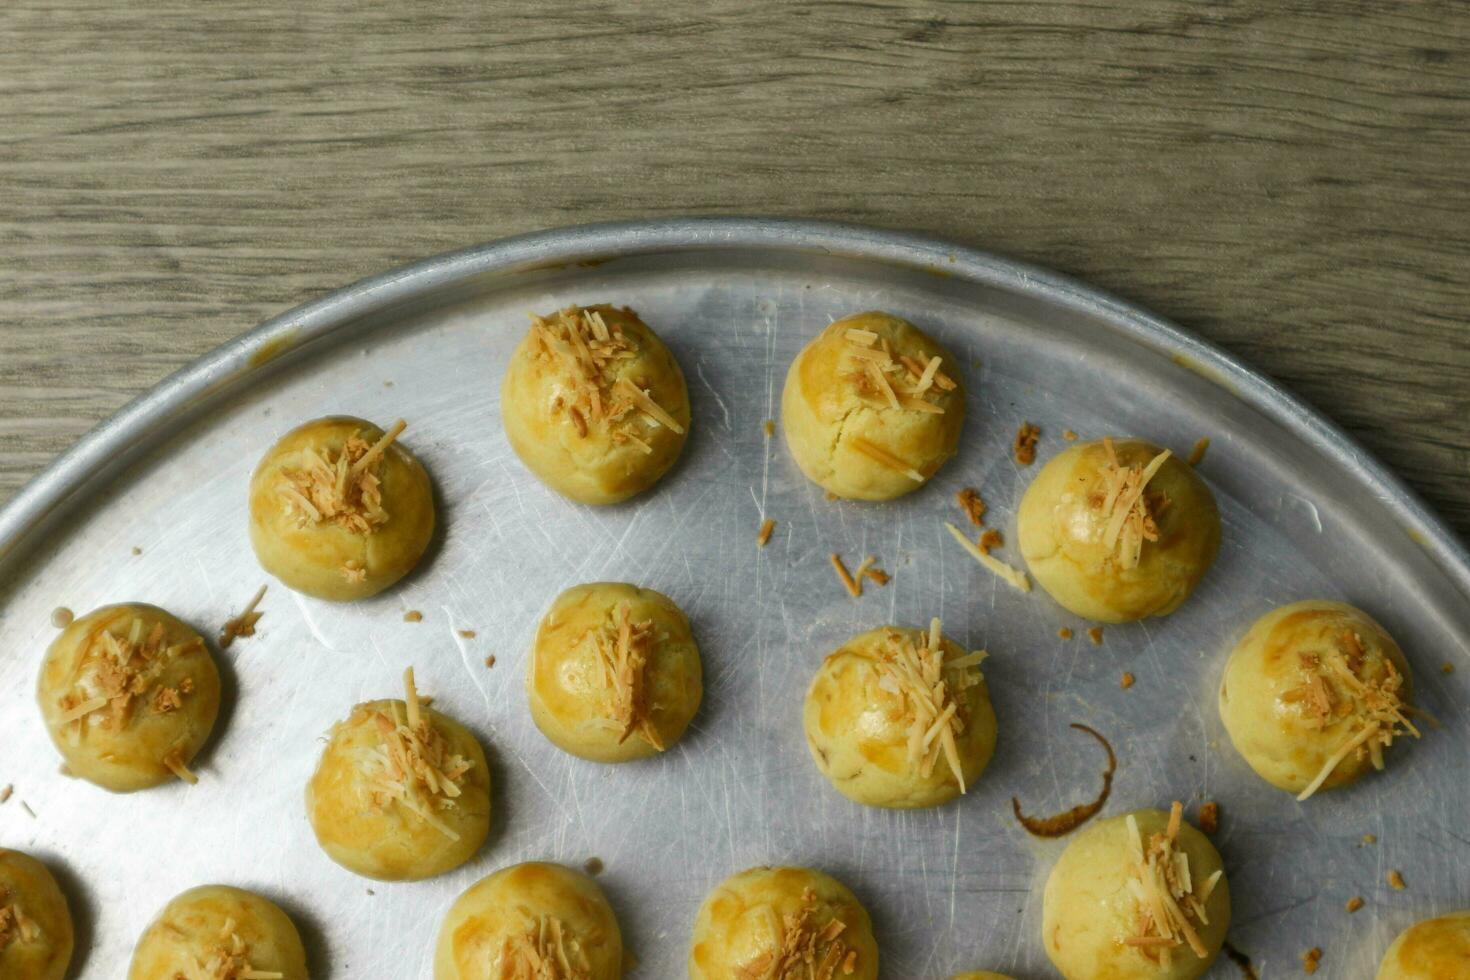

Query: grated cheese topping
590,603,663,750
363,668,474,839
497,914,594,979
849,437,924,483
277,421,404,534
842,328,952,417
871,619,985,792
1285,631,1421,801
219,584,267,649
944,522,1031,593
1095,438,1172,570
735,888,859,980
188,915,285,980
55,617,203,737
0,887,42,951
1122,802,1220,967
531,307,683,443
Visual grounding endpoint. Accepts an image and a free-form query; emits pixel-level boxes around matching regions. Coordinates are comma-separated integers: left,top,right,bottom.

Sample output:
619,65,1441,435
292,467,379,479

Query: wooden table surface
3,2,1467,538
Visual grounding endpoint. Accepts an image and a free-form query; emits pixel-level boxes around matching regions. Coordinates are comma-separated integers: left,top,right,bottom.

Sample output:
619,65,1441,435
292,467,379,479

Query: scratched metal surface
0,222,1467,979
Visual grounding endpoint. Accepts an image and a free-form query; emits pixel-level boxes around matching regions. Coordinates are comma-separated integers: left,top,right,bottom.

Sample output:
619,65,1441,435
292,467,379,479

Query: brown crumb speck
863,566,890,587
757,518,776,547
1443,662,1455,674
1361,833,1377,845
403,610,423,623
459,629,477,639
1198,800,1219,835
1014,421,1040,465
1120,672,1135,689
956,487,987,527
483,655,496,669
366,888,375,895
1057,627,1074,640
1302,947,1322,974
1087,627,1104,646
1388,870,1406,890
1187,437,1211,466
1345,896,1364,913
0,785,11,804
978,529,1003,554
762,419,775,438
1062,429,1078,441
131,546,142,556
584,857,605,876
824,490,838,502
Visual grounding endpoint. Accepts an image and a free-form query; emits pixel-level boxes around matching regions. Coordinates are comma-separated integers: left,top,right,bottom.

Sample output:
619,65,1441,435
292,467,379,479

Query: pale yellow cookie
306,670,491,881
782,311,964,500
689,866,879,980
527,582,702,763
1042,804,1230,980
0,849,73,980
249,416,435,600
803,620,996,809
434,862,623,980
502,305,690,505
1376,909,1470,979
37,603,220,792
1219,599,1417,799
128,885,307,979
1018,437,1219,622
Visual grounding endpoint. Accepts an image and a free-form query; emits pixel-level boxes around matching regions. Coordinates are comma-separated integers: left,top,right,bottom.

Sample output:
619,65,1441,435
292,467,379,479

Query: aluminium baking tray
0,218,1466,978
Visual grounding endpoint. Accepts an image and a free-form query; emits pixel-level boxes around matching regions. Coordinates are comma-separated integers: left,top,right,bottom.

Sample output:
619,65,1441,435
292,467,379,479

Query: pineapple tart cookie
434,862,623,980
782,311,965,501
128,885,308,980
1018,437,1220,622
803,619,996,809
527,581,703,764
1219,600,1420,800
249,416,435,601
37,603,221,792
1376,910,1470,979
306,668,491,881
1043,803,1230,980
689,866,879,980
501,305,691,505
0,849,73,980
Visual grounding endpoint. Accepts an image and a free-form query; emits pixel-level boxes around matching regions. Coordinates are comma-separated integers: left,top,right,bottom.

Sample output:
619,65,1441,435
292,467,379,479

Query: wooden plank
2,0,1467,535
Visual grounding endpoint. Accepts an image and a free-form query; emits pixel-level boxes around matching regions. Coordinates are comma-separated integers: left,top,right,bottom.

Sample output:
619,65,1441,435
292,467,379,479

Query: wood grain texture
2,1,1467,535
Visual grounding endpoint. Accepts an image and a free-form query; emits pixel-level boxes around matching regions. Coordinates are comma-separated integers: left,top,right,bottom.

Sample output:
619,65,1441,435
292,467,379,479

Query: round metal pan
1,218,1465,977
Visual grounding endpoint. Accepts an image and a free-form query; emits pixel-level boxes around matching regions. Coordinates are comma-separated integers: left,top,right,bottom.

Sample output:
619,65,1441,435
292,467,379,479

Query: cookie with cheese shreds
782,311,965,501
0,849,73,980
502,305,690,505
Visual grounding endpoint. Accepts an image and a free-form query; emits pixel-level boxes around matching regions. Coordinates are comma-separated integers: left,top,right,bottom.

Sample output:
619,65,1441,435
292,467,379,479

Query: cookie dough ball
527,582,702,763
1043,804,1230,980
1219,600,1417,799
0,850,73,980
249,416,435,601
306,669,491,881
1018,437,1219,622
434,862,622,980
782,311,965,501
128,885,307,979
804,620,996,809
1376,910,1470,979
37,603,221,792
502,305,691,505
689,866,879,980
